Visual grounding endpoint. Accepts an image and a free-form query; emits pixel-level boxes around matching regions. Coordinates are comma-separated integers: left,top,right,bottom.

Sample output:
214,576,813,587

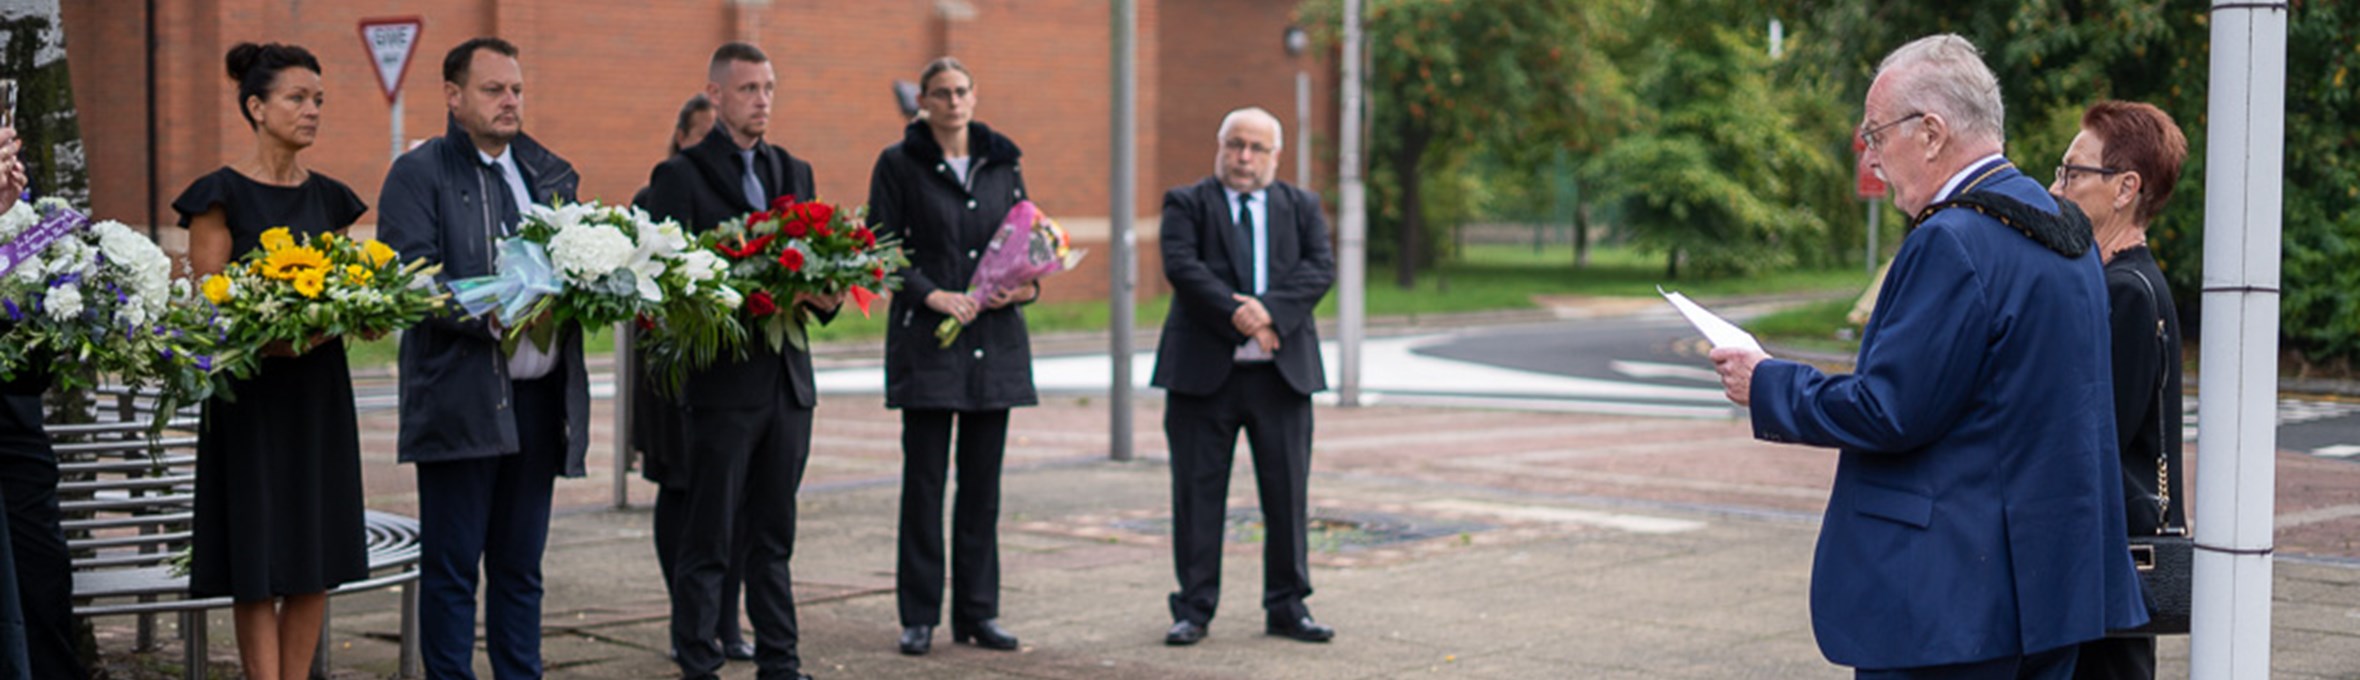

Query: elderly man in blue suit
1710,34,2148,679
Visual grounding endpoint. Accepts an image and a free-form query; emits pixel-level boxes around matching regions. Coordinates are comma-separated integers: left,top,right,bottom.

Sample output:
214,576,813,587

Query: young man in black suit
641,42,837,680
1151,107,1337,646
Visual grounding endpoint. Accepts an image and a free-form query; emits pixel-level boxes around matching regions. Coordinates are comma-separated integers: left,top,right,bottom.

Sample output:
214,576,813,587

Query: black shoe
952,619,1020,651
1164,619,1208,646
899,625,933,655
721,639,756,660
1266,616,1335,643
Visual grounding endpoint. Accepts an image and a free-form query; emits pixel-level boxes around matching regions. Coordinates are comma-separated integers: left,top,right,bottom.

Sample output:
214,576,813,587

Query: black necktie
487,161,520,236
1235,193,1254,241
1236,194,1259,294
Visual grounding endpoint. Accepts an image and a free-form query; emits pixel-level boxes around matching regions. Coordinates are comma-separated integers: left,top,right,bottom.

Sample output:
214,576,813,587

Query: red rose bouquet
696,196,909,353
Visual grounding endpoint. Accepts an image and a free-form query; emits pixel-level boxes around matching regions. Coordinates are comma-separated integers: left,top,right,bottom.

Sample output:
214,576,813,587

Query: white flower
628,260,665,303
0,201,35,242
714,285,743,309
91,221,170,316
12,254,43,282
42,285,82,321
544,223,636,282
675,249,723,283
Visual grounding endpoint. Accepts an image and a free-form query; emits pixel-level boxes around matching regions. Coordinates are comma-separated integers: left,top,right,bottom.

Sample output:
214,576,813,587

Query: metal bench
55,387,422,679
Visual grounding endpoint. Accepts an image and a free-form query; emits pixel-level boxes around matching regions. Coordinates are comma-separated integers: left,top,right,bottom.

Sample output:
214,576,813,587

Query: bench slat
63,512,194,532
69,531,192,551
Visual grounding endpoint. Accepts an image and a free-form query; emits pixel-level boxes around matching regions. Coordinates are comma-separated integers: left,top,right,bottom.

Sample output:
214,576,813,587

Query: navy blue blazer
1747,162,2148,669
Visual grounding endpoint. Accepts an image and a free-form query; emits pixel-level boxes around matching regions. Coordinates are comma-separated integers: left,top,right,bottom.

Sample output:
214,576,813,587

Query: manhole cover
1116,509,1490,552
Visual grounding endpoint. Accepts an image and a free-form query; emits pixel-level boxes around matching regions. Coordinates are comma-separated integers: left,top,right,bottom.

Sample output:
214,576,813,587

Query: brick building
58,0,1338,303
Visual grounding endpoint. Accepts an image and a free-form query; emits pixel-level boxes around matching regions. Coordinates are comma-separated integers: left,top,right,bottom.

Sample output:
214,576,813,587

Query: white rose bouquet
448,201,741,355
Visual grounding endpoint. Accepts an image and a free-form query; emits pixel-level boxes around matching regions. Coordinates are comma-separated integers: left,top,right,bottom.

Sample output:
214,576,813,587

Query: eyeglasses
2053,164,2125,187
1222,138,1276,156
1860,111,1925,152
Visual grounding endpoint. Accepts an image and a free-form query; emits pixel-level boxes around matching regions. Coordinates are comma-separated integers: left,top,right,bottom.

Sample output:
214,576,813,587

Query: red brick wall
58,0,1334,306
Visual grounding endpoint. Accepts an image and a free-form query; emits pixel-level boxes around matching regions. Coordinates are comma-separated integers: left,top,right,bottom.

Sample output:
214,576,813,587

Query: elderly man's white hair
1874,34,2005,147
1216,107,1285,148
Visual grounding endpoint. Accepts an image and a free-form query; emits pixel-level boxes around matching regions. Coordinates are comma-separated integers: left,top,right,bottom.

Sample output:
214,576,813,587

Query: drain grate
1116,509,1491,552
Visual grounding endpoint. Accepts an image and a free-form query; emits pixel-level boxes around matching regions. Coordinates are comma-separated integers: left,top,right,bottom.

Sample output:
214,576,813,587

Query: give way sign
358,17,425,103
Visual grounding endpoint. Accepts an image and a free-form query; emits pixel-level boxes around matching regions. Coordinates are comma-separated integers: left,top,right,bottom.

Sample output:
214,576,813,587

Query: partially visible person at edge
0,122,75,680
376,36,589,680
627,91,756,665
641,41,839,680
1708,33,2148,679
2049,100,2190,680
175,42,372,680
867,56,1039,657
1152,107,1338,648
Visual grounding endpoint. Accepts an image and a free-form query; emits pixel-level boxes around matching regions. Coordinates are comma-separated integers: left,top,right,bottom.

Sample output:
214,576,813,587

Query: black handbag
2119,268,2190,636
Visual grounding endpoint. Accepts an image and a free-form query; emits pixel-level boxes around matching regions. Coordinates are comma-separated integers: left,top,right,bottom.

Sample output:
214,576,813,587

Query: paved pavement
88,300,2360,679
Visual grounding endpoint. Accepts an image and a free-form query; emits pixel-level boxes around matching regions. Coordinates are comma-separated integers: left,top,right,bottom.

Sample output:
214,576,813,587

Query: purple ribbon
0,204,90,278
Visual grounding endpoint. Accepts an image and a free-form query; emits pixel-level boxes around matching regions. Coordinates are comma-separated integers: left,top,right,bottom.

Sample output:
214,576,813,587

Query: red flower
798,202,835,226
716,233,777,260
872,265,886,281
771,195,800,212
814,221,834,238
635,314,657,331
746,290,778,317
781,218,808,239
852,227,877,250
777,248,806,272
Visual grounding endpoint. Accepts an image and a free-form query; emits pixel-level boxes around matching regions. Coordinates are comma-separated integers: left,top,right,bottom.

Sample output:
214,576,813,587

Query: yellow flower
361,239,398,268
293,268,327,298
201,274,234,304
259,227,296,253
342,264,373,286
262,246,329,280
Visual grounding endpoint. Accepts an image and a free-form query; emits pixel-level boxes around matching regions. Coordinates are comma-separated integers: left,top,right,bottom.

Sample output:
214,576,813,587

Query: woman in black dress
868,57,1040,656
173,43,369,680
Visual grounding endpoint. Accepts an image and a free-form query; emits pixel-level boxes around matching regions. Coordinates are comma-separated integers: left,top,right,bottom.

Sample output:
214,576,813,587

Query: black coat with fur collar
867,120,1038,411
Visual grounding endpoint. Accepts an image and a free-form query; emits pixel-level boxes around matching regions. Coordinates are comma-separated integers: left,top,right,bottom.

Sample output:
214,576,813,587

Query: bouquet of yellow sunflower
201,227,446,378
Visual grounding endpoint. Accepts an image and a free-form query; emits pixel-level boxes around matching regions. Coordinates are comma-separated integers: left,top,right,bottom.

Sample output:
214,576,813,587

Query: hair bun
226,42,264,82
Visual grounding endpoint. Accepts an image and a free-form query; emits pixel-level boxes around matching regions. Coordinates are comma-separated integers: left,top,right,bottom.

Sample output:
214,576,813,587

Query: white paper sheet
1658,286,1763,352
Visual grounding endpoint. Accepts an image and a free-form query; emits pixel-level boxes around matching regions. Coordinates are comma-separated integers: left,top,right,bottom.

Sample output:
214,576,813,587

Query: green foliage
1302,0,1638,287
1591,4,1850,278
1772,0,2360,364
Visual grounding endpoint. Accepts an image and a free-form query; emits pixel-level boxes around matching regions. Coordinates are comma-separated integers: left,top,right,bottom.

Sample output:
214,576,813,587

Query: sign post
358,17,424,164
1854,132,1887,272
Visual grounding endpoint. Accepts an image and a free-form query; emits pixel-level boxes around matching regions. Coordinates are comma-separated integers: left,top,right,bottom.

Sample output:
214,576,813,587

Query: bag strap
2129,265,2184,536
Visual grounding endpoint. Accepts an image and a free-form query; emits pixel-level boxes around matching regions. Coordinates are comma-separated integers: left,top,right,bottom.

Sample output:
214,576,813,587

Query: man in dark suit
1152,107,1337,647
1710,35,2147,678
640,42,835,680
378,38,588,680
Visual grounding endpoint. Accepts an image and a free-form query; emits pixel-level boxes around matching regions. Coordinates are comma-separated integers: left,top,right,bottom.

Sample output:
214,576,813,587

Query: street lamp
1283,25,1311,189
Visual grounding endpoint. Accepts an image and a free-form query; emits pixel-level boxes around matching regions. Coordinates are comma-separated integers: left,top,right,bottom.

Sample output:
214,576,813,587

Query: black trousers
0,393,84,680
670,399,811,680
2071,636,2155,680
894,409,1008,627
1164,364,1314,627
654,487,748,648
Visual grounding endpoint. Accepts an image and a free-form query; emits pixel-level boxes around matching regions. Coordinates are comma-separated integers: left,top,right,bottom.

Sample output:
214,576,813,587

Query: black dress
172,168,370,600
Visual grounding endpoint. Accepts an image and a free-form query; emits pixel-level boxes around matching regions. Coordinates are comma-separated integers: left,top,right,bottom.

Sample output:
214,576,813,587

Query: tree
1774,0,2360,365
1,0,90,207
1305,0,1637,288
1588,1,1849,278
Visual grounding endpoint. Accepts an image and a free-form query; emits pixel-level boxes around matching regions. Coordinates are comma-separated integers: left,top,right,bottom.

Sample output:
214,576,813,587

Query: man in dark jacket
1711,34,2146,678
641,42,835,680
376,37,587,680
1152,107,1337,647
